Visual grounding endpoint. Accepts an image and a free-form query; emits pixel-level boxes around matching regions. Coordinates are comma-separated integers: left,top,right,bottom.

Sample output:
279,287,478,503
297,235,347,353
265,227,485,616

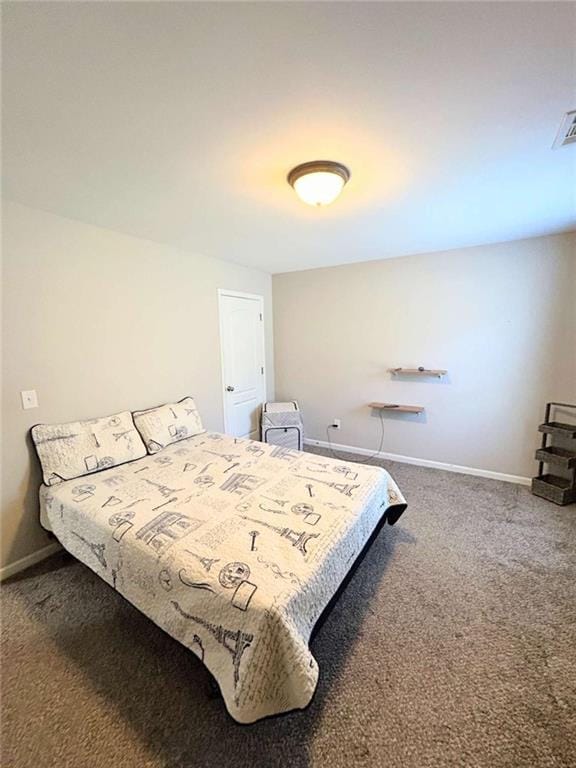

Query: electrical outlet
332,418,341,430
21,389,39,410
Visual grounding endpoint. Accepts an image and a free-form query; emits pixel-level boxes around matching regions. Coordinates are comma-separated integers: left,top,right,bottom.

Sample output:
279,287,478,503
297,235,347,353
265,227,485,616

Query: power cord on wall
324,409,386,464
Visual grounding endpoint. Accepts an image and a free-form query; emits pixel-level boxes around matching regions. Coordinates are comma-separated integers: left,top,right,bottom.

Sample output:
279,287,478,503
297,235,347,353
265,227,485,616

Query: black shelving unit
532,401,576,505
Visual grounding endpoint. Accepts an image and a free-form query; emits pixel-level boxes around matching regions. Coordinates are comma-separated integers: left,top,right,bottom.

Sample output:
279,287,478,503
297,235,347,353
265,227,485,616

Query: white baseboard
0,542,62,582
304,438,531,486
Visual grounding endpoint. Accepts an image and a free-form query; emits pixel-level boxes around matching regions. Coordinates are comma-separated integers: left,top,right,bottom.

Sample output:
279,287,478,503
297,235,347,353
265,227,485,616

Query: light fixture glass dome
288,161,350,207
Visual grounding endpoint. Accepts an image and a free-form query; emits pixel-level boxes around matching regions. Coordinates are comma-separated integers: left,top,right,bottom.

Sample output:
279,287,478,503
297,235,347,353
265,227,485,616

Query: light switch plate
21,390,39,410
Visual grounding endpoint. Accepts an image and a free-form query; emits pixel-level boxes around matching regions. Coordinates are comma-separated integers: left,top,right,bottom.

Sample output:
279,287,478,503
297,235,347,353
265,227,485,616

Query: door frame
217,288,266,436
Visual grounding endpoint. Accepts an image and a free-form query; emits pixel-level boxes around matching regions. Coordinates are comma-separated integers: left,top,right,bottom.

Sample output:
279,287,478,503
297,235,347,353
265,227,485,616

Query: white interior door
218,290,266,439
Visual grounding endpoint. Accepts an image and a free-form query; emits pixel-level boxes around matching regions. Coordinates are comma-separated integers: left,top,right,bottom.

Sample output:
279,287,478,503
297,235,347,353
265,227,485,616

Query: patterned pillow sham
132,397,205,454
31,411,147,486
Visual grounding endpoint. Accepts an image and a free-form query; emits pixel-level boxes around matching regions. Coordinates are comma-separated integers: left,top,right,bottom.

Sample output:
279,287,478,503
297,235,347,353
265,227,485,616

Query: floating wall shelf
369,402,424,414
389,368,447,378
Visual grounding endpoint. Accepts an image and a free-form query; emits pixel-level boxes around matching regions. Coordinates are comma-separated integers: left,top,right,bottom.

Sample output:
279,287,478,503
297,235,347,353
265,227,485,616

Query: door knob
226,386,235,392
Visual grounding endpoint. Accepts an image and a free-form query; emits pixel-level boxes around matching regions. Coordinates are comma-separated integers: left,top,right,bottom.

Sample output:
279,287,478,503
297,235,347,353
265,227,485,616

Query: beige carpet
2,448,575,768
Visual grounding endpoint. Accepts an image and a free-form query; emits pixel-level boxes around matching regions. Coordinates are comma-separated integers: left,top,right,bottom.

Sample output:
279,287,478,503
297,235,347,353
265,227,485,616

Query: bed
39,429,407,723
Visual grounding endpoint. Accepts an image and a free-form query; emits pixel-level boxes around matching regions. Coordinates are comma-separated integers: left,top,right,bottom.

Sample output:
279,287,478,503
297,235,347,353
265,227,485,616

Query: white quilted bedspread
41,433,406,723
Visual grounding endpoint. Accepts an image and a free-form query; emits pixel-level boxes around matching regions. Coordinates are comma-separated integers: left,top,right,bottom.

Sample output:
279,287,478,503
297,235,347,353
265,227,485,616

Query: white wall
273,233,576,479
1,201,274,572
3,207,574,574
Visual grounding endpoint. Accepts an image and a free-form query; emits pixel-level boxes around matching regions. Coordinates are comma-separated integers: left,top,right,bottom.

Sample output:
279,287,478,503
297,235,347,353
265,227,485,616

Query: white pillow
133,397,205,454
32,410,147,486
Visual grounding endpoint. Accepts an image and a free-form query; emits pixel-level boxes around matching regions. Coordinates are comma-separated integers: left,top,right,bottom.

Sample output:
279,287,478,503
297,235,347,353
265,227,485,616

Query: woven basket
532,475,576,506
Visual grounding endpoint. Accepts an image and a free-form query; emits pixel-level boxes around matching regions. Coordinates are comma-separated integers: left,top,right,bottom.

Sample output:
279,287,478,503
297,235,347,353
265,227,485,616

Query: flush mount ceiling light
287,160,351,207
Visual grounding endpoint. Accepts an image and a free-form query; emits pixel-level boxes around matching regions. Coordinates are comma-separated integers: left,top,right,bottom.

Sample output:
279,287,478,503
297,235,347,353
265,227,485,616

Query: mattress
40,432,407,723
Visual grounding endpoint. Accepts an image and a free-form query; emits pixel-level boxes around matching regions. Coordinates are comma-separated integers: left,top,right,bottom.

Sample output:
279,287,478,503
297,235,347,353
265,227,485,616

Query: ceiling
3,2,575,273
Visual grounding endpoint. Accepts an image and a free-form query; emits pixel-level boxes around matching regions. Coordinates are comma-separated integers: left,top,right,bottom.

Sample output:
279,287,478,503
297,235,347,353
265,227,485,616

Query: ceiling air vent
553,110,576,149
